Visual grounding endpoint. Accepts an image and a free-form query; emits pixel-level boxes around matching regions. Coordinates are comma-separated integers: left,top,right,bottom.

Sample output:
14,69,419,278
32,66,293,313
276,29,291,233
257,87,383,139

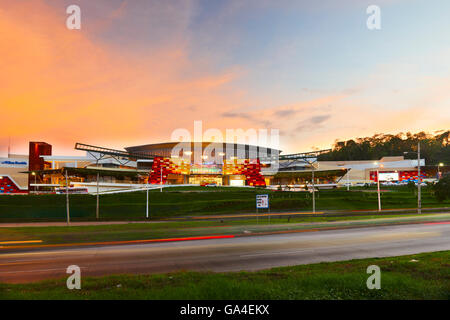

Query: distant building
0,141,444,194
317,156,427,184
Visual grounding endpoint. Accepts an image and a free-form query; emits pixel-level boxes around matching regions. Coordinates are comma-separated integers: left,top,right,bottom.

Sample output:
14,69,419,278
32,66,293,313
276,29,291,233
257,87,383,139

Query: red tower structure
28,142,52,192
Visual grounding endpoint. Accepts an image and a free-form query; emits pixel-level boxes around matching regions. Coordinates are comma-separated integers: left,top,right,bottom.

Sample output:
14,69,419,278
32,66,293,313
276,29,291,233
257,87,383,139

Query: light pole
65,170,70,226
418,142,421,214
312,167,315,213
437,163,444,180
374,162,383,212
96,172,99,220
304,158,317,213
146,177,150,219
31,172,36,193
346,167,350,191
404,142,422,214
160,166,163,193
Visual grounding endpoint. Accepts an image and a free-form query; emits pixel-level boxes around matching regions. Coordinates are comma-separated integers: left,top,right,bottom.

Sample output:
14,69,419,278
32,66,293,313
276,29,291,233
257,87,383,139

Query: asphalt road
1,222,449,283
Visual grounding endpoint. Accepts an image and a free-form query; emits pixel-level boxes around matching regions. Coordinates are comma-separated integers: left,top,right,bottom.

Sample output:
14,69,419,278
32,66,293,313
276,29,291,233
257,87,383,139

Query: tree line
317,131,449,165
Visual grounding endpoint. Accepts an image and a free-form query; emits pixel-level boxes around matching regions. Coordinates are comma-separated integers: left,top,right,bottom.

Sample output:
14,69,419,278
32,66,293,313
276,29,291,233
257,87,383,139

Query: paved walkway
0,220,166,228
1,205,448,228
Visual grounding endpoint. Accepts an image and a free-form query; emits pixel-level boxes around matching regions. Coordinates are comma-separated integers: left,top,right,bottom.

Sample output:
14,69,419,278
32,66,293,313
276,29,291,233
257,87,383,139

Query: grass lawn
1,251,448,299
0,213,448,245
0,186,449,222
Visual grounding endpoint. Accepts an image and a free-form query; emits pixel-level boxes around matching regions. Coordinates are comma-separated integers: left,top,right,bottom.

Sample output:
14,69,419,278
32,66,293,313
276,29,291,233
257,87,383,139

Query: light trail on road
0,222,449,283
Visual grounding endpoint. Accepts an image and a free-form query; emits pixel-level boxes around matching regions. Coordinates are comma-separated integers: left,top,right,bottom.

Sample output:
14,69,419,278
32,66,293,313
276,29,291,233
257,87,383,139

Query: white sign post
256,194,270,224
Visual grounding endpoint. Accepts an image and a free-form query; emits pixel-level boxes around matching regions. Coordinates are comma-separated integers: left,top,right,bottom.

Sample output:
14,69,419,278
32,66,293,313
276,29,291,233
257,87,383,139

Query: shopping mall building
0,141,444,194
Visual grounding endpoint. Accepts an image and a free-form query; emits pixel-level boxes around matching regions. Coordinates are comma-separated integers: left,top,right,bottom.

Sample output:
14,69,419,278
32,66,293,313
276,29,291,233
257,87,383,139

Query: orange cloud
0,0,447,157
0,0,244,154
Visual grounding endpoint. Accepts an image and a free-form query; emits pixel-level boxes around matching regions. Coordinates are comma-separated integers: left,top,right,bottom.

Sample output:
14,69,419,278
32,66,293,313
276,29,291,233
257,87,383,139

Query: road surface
0,222,449,283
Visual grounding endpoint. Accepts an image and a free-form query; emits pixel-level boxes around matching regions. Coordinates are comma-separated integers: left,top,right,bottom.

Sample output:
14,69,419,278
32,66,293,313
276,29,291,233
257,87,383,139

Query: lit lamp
438,163,444,179
31,171,37,193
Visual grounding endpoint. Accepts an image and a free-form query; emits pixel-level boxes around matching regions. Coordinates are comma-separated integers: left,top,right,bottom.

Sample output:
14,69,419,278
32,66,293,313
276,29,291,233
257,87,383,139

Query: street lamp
146,177,150,219
304,158,317,213
437,163,444,180
343,167,351,191
65,170,70,226
160,166,163,193
312,164,315,213
31,172,37,193
374,162,383,212
404,141,422,214
96,172,99,220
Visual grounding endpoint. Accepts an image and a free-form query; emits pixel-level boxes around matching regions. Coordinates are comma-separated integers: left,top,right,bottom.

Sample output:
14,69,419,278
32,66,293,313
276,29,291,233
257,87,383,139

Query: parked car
201,182,217,187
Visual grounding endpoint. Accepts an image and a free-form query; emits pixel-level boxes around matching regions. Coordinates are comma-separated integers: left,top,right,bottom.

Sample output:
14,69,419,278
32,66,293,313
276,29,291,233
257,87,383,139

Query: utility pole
96,172,100,219
146,178,150,219
404,142,422,214
437,163,444,179
417,141,421,214
65,170,70,226
312,165,315,213
7,136,11,158
376,167,381,211
160,167,163,192
347,167,350,191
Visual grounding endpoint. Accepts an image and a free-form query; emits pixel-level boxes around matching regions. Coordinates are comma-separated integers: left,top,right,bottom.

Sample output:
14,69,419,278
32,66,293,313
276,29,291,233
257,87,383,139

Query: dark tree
433,174,450,202
318,131,449,165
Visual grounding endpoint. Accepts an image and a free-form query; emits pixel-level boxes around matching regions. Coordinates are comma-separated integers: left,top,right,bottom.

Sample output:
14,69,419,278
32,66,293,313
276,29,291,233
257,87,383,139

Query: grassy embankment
0,186,448,222
1,251,448,299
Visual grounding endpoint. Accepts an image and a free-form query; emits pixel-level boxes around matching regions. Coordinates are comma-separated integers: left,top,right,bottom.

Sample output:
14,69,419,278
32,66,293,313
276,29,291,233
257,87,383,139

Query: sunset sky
1,0,449,156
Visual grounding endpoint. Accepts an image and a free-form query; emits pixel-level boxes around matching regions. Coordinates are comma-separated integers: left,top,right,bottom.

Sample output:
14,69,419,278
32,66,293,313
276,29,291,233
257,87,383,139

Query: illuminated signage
379,172,399,181
190,164,222,174
1,160,27,166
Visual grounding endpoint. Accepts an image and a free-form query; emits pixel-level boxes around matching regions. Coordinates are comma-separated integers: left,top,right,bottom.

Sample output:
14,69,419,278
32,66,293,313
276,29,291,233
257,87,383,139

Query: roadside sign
256,194,269,209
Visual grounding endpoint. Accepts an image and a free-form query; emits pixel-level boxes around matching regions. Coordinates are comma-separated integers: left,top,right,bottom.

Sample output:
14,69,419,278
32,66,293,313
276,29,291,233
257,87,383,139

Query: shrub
433,174,450,202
